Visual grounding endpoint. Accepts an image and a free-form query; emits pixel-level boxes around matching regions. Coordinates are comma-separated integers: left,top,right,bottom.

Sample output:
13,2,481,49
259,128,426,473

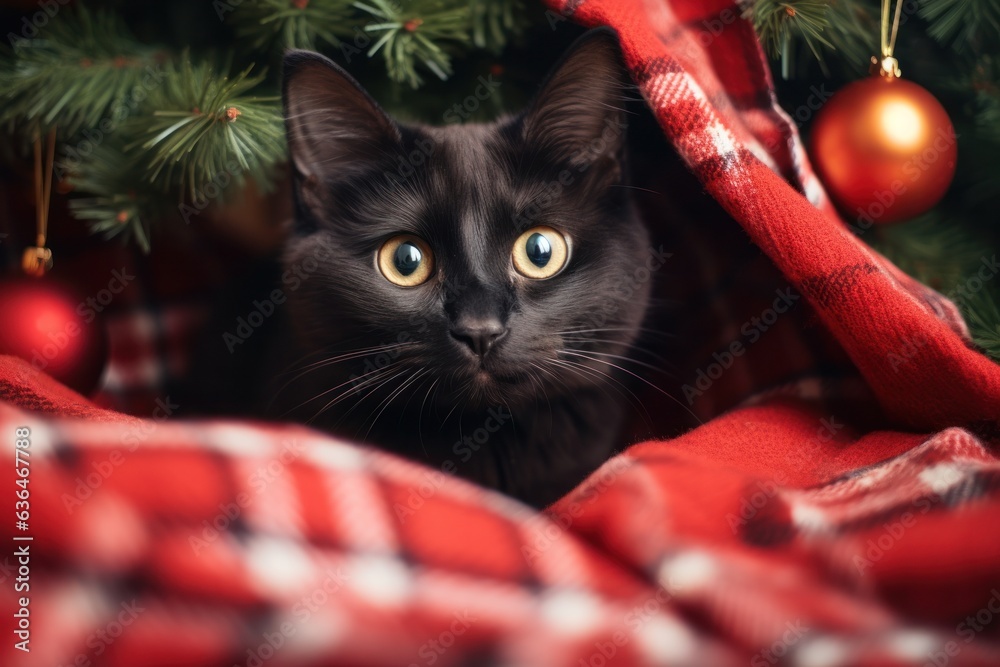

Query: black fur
274,30,653,506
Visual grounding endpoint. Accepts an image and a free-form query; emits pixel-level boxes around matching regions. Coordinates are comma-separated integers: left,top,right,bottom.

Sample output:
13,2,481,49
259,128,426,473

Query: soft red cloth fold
2,1,999,666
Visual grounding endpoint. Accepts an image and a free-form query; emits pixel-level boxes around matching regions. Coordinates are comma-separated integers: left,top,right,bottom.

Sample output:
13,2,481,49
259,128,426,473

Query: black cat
274,29,656,507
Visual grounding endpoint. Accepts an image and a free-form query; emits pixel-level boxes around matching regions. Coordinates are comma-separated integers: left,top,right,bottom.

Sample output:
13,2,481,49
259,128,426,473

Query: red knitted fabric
2,2,1000,666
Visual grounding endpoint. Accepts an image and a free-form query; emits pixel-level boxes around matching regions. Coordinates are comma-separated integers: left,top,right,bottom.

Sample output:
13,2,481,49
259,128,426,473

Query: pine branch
59,58,286,251
0,7,162,138
750,1,834,62
869,213,1000,361
470,0,523,52
869,213,988,289
822,0,878,68
970,56,1000,125
128,59,285,202
356,0,472,87
918,0,1000,50
931,56,1000,209
231,0,355,51
65,142,161,252
746,0,875,77
966,286,1000,360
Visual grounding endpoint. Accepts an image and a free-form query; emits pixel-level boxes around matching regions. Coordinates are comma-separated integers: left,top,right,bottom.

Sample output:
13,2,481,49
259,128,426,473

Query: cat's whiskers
399,371,433,417
430,374,447,420
610,183,664,196
560,338,669,363
556,350,704,425
522,363,552,426
288,341,415,374
557,326,676,339
561,347,662,373
282,363,396,416
273,341,417,399
335,365,414,424
417,377,440,457
307,366,408,425
439,387,464,426
361,368,430,442
543,357,649,425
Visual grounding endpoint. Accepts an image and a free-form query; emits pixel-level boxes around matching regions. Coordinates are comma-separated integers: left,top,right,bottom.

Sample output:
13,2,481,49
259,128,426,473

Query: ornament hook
22,124,57,278
870,55,901,79
876,0,905,78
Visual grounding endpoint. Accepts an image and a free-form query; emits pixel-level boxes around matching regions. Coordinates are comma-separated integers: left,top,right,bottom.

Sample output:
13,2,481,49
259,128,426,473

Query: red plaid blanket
4,1,1000,666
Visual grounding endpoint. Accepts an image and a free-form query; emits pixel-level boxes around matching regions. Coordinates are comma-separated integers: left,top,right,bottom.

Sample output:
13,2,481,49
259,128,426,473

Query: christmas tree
0,0,998,358
749,0,1000,358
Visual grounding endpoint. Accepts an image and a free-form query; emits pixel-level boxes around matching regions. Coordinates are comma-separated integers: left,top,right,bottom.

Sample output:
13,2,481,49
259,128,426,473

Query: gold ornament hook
875,0,904,78
870,55,901,79
23,124,57,277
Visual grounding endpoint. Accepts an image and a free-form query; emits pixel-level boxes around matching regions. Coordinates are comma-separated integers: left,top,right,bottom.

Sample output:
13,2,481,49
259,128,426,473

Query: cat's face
282,31,651,413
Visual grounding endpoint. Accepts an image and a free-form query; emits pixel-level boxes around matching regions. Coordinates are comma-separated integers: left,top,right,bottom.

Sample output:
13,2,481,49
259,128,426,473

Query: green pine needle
356,0,472,87
470,0,523,52
749,2,835,64
869,214,1000,362
822,0,878,70
128,60,286,202
0,7,161,138
966,287,1000,360
66,142,159,252
918,0,1000,50
747,0,874,77
869,214,986,290
231,0,354,51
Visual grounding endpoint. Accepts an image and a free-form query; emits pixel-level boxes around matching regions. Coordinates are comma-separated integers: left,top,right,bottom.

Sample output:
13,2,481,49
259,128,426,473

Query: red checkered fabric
3,1,1000,666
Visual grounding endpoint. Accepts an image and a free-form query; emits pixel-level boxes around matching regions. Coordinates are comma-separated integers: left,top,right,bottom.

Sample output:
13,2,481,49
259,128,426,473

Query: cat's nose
450,318,507,359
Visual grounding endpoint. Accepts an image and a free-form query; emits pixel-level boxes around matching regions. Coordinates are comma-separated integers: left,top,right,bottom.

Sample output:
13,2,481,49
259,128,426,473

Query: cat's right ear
283,50,401,213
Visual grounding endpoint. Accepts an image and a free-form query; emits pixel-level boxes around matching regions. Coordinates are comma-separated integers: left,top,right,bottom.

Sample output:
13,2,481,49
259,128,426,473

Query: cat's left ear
283,50,401,213
522,29,629,173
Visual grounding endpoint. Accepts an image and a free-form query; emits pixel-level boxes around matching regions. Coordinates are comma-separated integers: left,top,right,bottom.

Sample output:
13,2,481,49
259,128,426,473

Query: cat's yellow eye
377,235,434,287
512,226,568,279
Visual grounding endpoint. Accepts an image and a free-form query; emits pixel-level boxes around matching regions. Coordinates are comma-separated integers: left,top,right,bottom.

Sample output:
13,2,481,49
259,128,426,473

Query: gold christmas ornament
808,0,956,225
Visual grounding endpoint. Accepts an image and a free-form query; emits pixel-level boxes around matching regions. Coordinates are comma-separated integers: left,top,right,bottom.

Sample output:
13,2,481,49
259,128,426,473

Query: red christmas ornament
0,279,109,396
810,72,957,225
